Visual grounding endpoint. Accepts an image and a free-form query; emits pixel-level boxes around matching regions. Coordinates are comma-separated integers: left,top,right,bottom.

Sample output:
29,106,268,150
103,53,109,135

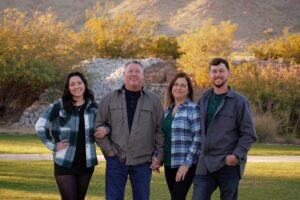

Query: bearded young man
192,58,257,200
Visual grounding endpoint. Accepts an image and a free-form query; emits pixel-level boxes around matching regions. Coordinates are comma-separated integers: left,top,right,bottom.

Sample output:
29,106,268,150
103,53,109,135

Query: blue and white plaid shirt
164,98,201,168
35,99,98,168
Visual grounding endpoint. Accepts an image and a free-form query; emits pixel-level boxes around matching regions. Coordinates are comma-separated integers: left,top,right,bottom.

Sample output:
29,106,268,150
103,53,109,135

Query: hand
56,140,69,151
107,151,115,157
176,165,189,182
150,157,161,173
94,127,108,139
225,154,238,166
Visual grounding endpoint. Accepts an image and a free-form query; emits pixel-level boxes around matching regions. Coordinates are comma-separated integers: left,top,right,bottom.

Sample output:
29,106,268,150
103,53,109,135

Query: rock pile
14,58,176,127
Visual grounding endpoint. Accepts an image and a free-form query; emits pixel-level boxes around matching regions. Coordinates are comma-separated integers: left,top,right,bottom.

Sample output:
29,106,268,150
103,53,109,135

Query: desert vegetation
0,3,299,141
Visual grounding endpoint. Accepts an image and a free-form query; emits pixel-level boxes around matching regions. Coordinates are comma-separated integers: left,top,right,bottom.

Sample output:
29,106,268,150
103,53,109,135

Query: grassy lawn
249,143,300,156
0,133,102,154
0,133,299,155
0,161,299,200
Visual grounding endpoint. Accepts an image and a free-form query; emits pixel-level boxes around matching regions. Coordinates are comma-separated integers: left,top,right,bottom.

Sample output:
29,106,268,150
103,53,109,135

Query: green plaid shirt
35,99,98,168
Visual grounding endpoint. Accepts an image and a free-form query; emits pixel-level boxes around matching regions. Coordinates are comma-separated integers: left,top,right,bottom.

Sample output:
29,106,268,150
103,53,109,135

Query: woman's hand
150,157,161,173
176,164,189,182
94,127,108,139
56,140,69,151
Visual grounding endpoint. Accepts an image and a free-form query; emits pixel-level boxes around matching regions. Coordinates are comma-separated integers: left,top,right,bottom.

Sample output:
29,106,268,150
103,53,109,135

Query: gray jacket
95,87,164,165
196,87,257,177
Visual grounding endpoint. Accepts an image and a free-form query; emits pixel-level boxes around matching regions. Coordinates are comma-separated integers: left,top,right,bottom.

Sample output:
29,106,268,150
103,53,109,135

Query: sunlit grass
0,133,102,154
1,133,299,155
0,161,299,200
249,143,300,155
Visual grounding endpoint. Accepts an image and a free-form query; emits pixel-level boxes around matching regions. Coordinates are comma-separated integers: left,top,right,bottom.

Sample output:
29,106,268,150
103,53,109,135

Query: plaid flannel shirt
35,99,98,168
164,98,201,168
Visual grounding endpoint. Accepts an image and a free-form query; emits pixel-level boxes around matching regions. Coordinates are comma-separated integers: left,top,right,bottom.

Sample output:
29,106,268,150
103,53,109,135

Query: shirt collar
118,84,146,95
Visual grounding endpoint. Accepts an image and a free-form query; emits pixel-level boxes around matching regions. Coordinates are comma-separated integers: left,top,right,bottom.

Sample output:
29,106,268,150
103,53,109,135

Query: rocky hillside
1,0,299,43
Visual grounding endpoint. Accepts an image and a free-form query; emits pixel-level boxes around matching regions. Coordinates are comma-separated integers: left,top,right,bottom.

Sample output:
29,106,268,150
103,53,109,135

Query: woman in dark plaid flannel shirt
35,72,98,200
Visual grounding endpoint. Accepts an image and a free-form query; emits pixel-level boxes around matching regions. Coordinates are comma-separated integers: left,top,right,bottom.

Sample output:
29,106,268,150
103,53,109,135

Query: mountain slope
0,0,299,43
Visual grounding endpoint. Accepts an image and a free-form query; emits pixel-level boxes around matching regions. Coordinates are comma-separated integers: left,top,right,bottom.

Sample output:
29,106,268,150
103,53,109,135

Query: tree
178,18,237,86
79,2,155,58
0,8,81,118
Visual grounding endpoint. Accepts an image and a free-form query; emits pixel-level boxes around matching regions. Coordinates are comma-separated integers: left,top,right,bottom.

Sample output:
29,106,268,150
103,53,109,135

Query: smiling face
124,63,144,91
68,75,86,99
209,63,230,89
172,77,189,102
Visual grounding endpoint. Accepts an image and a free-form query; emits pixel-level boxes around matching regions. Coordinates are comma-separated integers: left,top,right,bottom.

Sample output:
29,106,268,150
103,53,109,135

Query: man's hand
150,157,161,173
107,151,115,157
176,164,189,182
225,154,238,166
94,127,108,139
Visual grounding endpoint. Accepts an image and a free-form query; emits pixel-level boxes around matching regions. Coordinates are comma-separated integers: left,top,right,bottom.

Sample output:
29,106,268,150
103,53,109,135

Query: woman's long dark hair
166,72,194,106
62,71,94,114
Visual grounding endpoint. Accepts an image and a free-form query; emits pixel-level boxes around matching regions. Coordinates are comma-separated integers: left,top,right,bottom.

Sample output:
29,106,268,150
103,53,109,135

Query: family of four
35,58,257,200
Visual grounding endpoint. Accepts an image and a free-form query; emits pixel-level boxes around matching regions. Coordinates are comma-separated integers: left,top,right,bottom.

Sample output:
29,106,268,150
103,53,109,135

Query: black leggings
164,165,196,200
55,174,93,200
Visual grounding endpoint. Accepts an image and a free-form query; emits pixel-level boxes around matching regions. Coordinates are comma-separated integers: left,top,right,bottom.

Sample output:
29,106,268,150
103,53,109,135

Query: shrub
0,8,81,117
248,28,300,63
79,2,155,58
253,108,280,143
178,18,237,86
141,35,181,59
230,62,300,136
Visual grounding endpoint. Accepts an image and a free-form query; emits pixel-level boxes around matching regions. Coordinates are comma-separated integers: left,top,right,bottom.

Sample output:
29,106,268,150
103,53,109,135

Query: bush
141,35,181,59
0,8,81,117
253,108,280,143
177,18,237,86
230,62,300,136
249,28,300,63
78,2,155,58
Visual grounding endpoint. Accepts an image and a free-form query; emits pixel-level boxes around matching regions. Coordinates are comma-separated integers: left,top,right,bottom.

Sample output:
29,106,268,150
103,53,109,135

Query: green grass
0,133,102,154
0,133,299,155
0,161,299,200
249,143,300,156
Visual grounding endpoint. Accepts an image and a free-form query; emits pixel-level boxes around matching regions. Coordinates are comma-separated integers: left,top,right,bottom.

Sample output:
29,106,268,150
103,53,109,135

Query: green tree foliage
0,8,81,115
249,28,300,63
142,35,182,59
178,19,237,86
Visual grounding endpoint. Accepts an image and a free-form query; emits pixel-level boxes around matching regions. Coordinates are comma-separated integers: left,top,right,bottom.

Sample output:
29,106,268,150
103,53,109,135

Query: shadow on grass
0,161,299,200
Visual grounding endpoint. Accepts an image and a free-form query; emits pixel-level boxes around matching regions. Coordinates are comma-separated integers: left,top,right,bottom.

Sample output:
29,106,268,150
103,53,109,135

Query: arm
176,105,201,181
35,101,59,151
150,100,164,172
152,97,165,165
183,105,201,167
233,97,257,159
94,94,115,155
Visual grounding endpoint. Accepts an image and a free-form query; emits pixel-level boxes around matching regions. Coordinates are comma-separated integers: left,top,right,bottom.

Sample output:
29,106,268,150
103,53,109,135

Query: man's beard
212,79,227,88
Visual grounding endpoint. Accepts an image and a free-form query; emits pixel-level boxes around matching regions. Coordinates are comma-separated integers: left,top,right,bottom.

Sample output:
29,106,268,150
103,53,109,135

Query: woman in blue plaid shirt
162,72,201,200
35,72,98,200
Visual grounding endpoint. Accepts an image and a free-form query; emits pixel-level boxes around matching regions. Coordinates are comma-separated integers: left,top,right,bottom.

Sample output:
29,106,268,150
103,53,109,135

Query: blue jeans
105,156,152,200
192,165,240,200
